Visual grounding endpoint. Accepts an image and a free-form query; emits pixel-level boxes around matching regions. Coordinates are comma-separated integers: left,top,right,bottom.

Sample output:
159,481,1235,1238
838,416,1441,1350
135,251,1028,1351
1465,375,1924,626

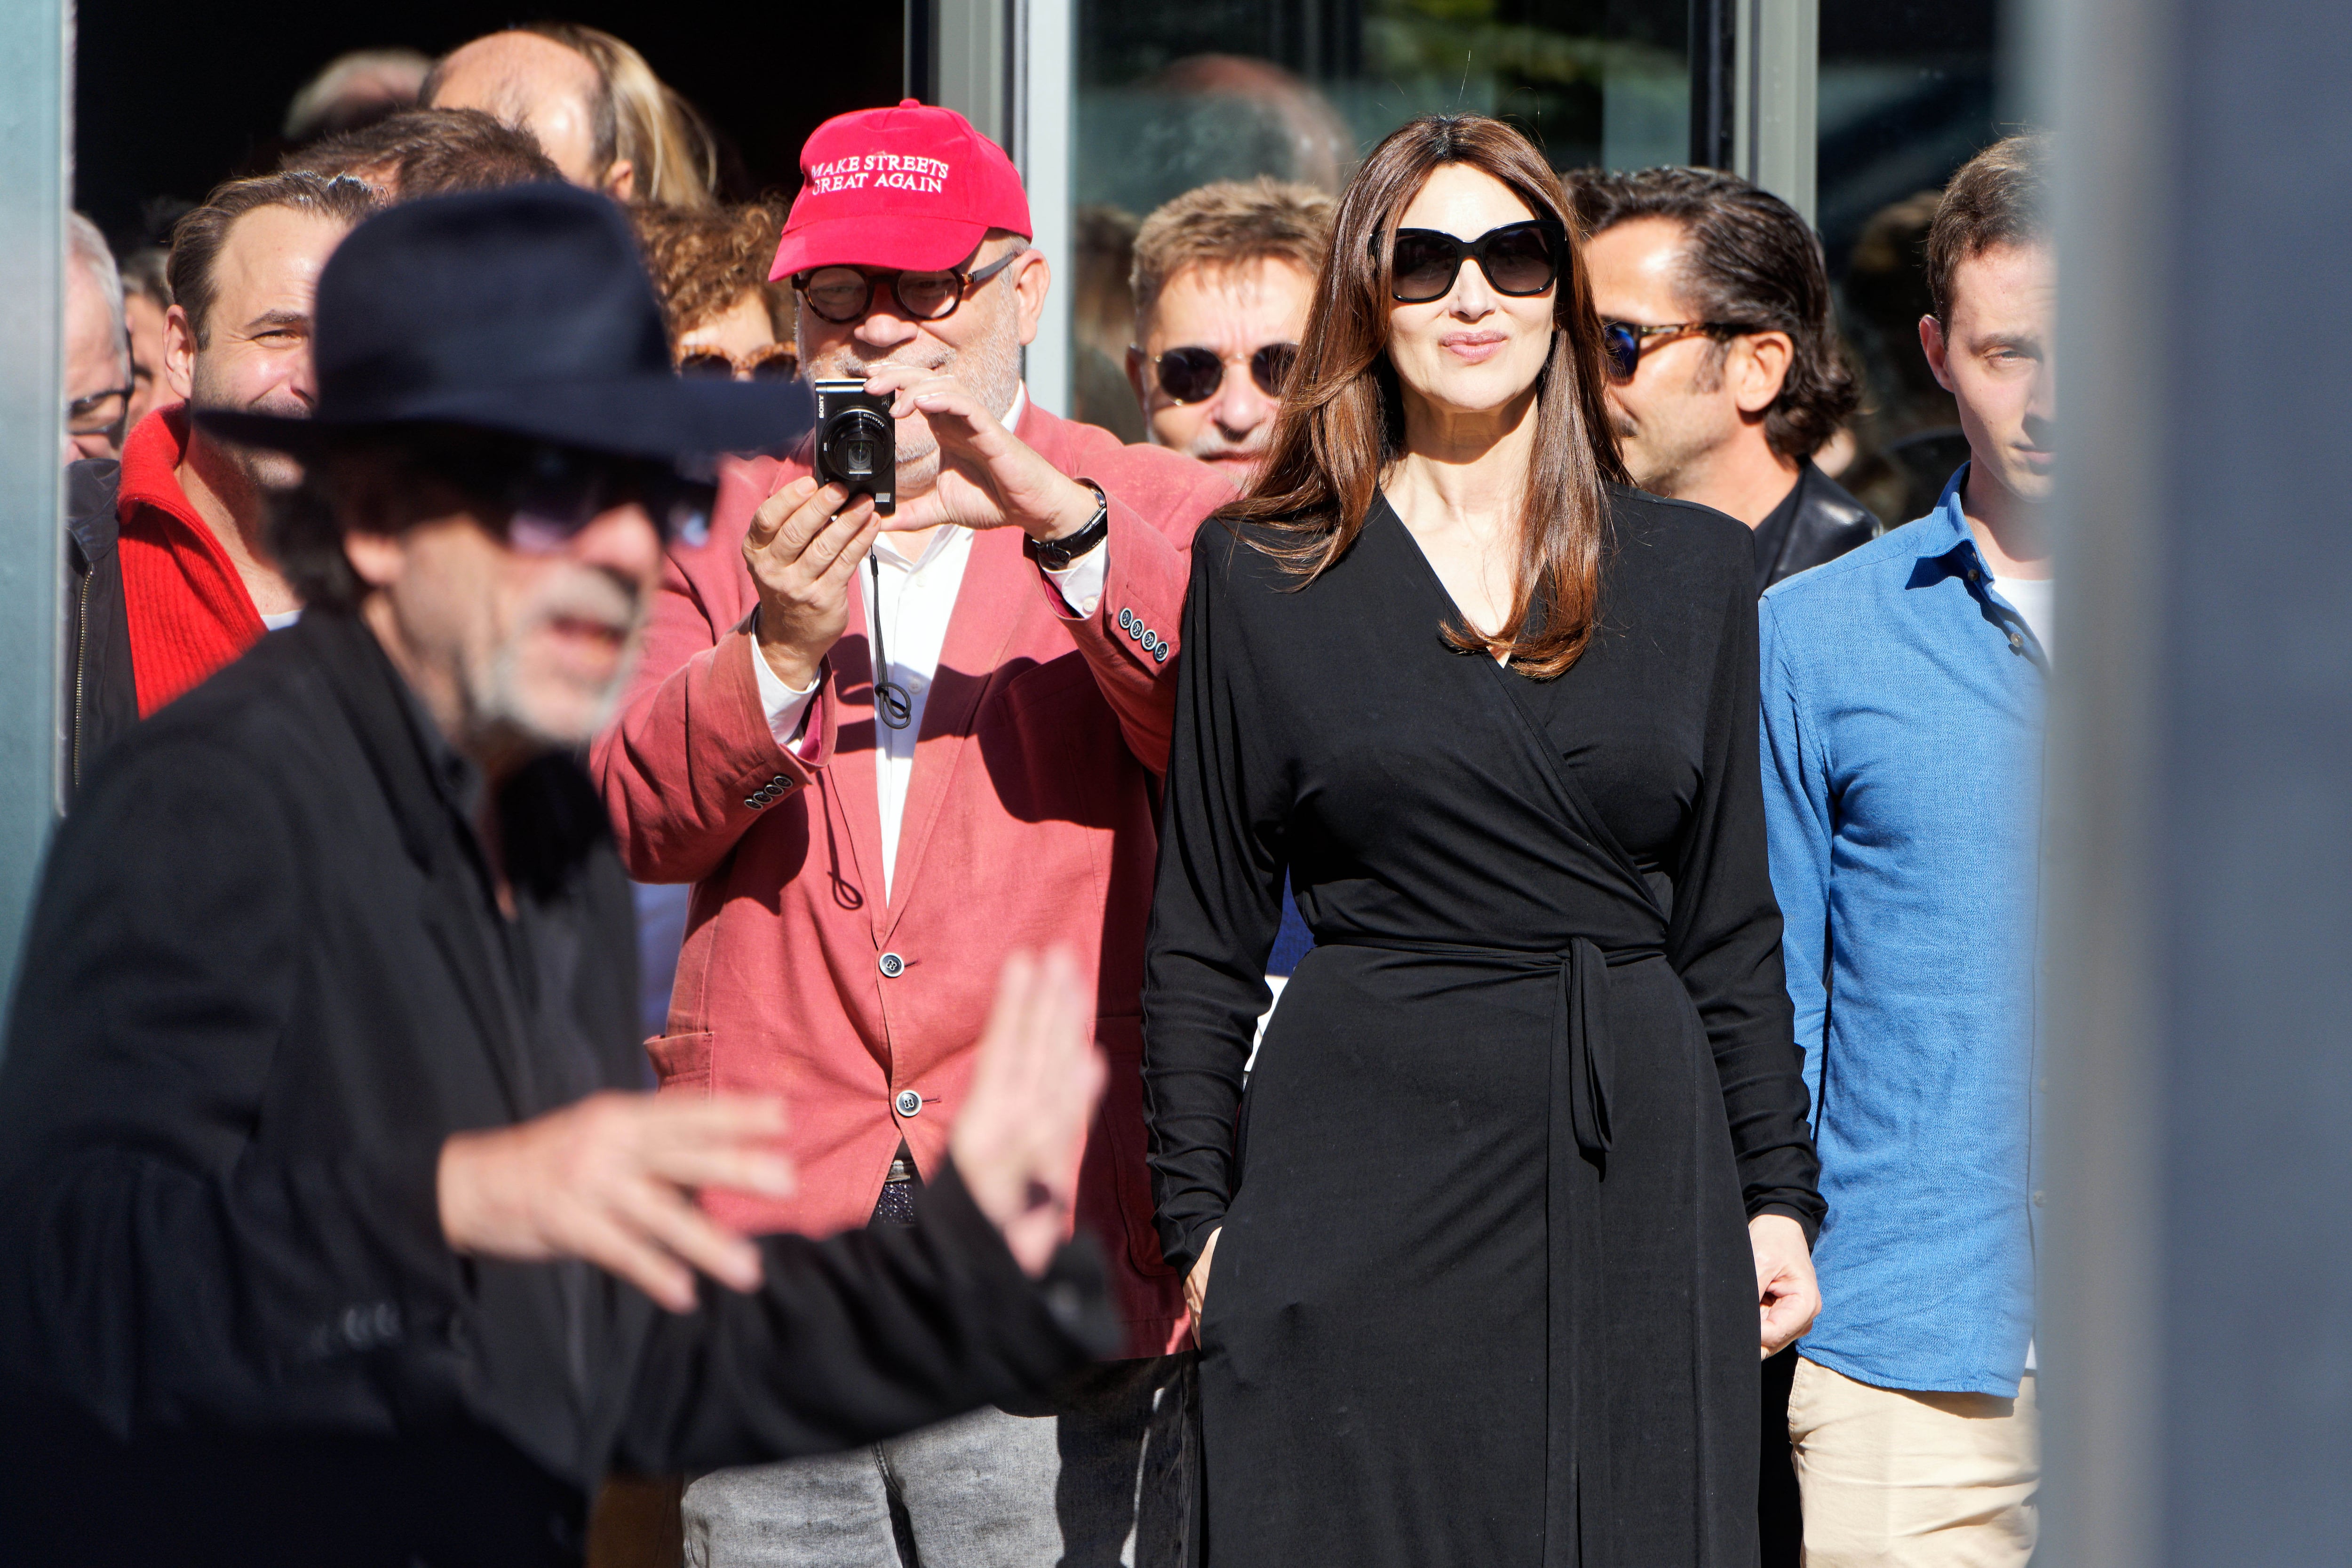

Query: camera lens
843,439,874,476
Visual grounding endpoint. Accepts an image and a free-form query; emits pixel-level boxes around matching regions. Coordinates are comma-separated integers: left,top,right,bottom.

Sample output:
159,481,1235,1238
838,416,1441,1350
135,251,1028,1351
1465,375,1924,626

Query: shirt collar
116,401,202,526
1925,461,1979,559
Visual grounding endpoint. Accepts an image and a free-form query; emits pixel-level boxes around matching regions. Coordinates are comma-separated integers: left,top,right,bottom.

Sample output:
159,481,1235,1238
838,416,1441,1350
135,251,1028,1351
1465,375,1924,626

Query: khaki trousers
1787,1356,2038,1568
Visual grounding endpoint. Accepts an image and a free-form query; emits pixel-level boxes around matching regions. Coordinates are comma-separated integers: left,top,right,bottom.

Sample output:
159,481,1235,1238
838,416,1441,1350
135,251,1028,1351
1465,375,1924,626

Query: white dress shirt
751,384,1107,899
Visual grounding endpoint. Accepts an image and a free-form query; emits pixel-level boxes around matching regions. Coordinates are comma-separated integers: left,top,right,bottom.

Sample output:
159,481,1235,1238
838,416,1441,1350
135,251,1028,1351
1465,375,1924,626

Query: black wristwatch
1024,478,1110,572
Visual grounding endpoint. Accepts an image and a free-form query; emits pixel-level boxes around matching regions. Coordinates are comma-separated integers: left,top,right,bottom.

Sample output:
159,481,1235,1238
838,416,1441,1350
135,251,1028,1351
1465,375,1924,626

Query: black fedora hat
198,182,812,460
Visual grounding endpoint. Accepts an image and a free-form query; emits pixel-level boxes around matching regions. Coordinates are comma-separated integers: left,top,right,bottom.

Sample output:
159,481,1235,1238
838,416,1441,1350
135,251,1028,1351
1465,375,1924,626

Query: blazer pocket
645,1030,714,1096
1095,1015,1180,1278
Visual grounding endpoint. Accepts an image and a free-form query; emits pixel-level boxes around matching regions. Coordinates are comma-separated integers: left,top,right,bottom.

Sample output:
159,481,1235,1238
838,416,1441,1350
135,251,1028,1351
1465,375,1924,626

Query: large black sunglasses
1152,342,1299,404
1599,319,1764,383
1375,219,1567,304
793,247,1025,326
417,433,717,551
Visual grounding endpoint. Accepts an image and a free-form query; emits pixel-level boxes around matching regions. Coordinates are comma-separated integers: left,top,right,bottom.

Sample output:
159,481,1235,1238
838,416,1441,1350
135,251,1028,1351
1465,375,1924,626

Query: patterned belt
868,1144,921,1227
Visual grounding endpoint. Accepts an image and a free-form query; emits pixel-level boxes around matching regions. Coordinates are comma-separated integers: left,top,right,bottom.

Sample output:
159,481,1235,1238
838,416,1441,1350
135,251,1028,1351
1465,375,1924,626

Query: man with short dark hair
283,105,564,199
595,100,1232,1567
56,173,378,791
134,173,378,707
1757,133,2053,1568
1572,167,1878,592
0,183,1117,1567
1126,176,1332,477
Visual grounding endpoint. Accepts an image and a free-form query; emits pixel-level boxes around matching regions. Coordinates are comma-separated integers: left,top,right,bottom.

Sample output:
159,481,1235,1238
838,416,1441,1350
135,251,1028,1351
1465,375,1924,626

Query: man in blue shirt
1757,133,2051,1567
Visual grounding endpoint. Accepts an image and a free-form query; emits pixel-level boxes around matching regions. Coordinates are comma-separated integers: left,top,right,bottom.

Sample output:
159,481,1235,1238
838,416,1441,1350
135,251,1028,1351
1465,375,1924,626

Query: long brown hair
1230,115,1626,677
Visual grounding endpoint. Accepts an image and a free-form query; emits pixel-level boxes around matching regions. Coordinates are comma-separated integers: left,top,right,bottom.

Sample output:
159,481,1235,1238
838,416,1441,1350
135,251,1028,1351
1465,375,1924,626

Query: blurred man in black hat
0,183,1114,1567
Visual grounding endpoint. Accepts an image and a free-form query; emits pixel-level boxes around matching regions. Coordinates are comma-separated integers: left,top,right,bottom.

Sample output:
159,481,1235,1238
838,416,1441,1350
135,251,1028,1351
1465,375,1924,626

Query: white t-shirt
1992,573,2052,661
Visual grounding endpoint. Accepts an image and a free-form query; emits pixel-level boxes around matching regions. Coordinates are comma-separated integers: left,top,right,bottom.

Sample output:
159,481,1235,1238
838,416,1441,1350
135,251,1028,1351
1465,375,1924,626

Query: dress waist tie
1328,935,1666,1157
1327,932,1669,1563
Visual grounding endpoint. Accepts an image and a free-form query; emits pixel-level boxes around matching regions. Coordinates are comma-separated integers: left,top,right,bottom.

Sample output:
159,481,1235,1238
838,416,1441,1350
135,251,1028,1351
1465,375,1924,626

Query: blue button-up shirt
1756,467,2043,1398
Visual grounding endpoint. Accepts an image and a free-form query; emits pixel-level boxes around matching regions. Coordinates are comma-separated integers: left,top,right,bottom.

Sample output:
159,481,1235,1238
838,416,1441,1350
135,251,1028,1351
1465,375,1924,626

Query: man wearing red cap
593,101,1233,1565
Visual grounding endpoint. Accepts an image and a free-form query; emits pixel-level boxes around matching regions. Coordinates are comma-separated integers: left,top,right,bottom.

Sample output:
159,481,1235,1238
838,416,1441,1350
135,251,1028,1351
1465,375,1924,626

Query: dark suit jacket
0,610,1108,1566
63,457,138,797
1749,460,1883,595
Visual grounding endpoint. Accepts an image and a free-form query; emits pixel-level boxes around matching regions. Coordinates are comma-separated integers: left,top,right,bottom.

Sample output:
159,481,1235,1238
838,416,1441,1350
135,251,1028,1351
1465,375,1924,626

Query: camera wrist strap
867,549,916,730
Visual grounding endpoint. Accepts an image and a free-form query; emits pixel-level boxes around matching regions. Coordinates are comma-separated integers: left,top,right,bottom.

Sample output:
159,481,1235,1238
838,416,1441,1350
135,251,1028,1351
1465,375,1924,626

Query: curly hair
1567,166,1858,464
630,202,790,345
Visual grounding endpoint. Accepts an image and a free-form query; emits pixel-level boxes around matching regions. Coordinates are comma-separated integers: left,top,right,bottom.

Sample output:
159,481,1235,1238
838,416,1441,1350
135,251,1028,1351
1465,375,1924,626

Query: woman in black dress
1141,116,1824,1568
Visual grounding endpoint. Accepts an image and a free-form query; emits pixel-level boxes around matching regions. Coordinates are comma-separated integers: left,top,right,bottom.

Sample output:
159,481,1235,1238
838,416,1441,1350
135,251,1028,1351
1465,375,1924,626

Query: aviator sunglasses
1376,218,1567,303
1599,320,1764,384
1151,342,1300,405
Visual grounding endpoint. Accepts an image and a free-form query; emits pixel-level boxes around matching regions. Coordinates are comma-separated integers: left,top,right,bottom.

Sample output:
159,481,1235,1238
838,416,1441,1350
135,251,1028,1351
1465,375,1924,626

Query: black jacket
1749,459,1883,596
0,610,1110,1566
64,457,138,796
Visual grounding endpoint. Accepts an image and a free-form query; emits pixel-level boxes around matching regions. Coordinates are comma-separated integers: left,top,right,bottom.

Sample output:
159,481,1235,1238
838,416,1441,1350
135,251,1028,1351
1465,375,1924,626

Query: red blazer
592,403,1234,1358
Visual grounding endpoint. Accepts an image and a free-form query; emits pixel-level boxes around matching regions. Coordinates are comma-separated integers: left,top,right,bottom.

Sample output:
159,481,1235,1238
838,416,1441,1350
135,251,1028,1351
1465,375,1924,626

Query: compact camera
812,379,896,515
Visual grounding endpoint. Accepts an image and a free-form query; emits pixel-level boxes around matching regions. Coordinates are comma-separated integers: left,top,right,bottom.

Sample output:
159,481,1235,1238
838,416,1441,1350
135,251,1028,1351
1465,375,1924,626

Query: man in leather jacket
1572,167,1880,595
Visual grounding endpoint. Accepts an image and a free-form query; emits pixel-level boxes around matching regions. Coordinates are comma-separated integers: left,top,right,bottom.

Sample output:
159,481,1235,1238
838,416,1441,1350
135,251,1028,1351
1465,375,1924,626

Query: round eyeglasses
1151,342,1300,405
1376,219,1566,304
794,247,1025,326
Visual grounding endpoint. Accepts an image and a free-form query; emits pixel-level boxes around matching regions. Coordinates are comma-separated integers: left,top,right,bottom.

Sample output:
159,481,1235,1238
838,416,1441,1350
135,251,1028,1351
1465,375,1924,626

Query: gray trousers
684,1353,1195,1568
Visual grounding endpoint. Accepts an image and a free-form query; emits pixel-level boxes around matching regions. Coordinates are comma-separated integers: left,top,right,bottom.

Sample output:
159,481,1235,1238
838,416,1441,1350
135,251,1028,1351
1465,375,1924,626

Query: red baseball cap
770,100,1033,280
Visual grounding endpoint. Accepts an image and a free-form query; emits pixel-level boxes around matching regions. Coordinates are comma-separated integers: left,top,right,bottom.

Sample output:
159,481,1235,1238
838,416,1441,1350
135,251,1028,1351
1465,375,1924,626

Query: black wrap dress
1141,488,1824,1568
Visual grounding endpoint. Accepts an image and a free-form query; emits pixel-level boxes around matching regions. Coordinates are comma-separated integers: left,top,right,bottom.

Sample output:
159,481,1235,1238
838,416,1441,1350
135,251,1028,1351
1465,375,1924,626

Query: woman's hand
1186,1227,1222,1328
1751,1213,1821,1358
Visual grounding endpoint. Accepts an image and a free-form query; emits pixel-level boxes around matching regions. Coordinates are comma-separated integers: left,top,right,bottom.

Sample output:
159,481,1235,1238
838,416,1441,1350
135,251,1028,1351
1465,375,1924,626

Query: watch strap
1025,478,1110,571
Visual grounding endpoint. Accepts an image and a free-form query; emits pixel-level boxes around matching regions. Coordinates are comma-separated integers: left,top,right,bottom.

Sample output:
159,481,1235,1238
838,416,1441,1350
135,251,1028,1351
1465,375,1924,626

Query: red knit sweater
116,404,266,716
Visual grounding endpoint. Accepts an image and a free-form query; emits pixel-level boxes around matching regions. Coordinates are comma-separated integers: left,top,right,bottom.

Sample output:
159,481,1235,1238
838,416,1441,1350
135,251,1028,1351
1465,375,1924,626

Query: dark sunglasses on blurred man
677,343,801,382
403,428,718,552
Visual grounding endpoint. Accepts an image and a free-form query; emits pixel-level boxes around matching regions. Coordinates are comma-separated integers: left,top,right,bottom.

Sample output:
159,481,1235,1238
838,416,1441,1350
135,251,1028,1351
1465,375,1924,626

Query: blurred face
795,234,1044,507
1129,257,1314,477
676,291,795,381
167,205,353,491
1922,241,2056,503
124,292,168,434
345,462,667,755
1584,215,1742,494
428,32,630,198
64,264,131,463
1383,165,1557,424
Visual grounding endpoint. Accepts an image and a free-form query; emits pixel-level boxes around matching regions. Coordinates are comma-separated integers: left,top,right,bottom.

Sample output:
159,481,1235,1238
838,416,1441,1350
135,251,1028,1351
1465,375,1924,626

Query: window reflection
1817,0,2004,526
1072,0,1692,435
1067,0,2008,536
